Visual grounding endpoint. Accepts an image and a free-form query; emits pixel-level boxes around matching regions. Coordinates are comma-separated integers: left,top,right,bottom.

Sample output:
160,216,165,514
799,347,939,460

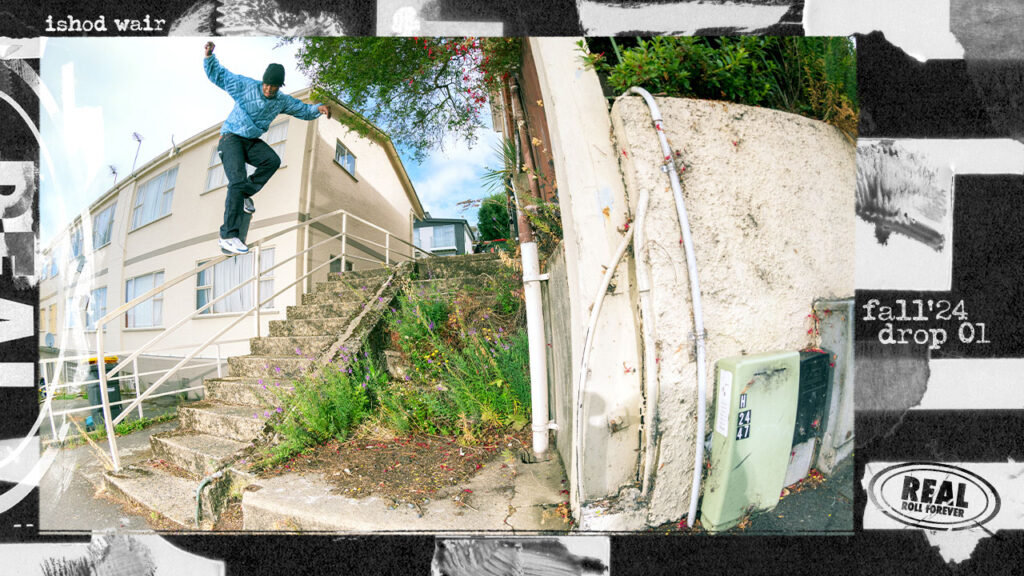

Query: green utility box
700,350,801,532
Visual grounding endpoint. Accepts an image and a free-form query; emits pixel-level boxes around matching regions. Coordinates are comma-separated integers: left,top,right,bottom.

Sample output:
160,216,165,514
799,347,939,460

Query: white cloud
412,130,503,221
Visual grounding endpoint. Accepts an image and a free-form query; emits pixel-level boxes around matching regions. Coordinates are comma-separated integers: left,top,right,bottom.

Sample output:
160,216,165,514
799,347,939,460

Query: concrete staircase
101,264,408,529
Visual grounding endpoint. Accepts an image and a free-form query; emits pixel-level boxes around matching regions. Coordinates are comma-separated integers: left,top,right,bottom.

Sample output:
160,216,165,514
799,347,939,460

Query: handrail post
132,357,143,419
96,329,121,472
216,344,223,378
385,233,391,266
254,245,262,338
42,361,56,440
341,213,348,273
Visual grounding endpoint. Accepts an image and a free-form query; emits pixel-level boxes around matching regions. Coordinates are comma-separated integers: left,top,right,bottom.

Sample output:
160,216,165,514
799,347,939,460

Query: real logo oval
868,462,1000,530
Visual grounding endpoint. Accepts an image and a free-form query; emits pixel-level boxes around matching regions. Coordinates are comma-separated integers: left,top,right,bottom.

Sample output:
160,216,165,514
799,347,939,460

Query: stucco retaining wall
610,97,856,526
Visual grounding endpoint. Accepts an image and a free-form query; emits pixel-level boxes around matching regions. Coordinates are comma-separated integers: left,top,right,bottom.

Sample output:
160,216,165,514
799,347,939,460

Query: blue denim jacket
204,55,322,138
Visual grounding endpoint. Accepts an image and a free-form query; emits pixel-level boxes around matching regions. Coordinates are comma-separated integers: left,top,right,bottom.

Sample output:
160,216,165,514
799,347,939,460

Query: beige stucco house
39,88,424,370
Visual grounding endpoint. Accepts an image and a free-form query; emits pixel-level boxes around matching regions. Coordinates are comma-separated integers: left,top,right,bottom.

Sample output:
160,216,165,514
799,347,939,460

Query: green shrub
264,358,382,467
579,36,859,140
380,270,531,437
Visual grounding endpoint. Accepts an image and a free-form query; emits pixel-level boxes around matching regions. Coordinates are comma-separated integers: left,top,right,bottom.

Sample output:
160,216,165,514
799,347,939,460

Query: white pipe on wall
522,241,551,456
628,86,709,528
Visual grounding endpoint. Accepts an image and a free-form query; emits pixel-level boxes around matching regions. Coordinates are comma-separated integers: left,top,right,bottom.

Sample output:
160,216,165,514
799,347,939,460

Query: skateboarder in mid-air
204,41,331,255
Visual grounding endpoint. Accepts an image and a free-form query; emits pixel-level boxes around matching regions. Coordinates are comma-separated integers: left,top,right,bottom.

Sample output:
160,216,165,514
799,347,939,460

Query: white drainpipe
522,241,551,456
629,86,709,528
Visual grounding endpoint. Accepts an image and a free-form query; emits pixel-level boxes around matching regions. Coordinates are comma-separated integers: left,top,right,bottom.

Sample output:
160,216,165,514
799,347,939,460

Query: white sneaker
219,237,249,254
243,197,255,214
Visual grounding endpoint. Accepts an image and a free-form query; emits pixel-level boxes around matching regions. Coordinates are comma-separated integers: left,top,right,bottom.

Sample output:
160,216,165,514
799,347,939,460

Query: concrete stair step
249,334,337,356
103,464,213,529
327,267,394,282
228,355,314,379
416,254,503,279
150,431,248,477
301,290,381,306
177,403,269,442
268,316,354,337
411,276,494,294
286,301,362,319
314,278,387,295
204,377,292,407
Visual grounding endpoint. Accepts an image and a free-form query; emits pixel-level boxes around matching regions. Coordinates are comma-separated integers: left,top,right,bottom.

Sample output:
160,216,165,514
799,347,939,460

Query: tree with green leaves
477,193,511,242
296,37,521,162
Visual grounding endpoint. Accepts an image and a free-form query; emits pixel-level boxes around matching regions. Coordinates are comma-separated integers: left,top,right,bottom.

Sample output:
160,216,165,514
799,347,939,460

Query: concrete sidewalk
242,452,572,533
39,421,178,532
741,456,855,534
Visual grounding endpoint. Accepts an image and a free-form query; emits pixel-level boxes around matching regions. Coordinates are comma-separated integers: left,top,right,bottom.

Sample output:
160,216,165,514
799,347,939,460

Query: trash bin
87,356,122,428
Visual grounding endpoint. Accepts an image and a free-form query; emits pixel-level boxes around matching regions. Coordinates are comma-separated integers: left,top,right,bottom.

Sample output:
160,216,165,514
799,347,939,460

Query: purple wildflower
263,410,270,418
276,406,283,413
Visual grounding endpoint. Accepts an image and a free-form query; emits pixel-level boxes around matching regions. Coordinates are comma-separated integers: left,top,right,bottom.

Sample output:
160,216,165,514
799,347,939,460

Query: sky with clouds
39,36,501,245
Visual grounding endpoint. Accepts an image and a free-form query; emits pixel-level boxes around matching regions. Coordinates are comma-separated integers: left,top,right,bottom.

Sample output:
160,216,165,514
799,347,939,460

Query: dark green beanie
263,63,285,86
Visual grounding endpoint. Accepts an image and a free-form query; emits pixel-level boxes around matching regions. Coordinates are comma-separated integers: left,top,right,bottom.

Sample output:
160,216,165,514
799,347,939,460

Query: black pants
218,133,281,240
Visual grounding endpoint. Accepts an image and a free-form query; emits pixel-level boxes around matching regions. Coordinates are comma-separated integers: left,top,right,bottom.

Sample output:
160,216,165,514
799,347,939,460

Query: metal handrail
89,208,433,470
39,338,250,365
96,222,415,387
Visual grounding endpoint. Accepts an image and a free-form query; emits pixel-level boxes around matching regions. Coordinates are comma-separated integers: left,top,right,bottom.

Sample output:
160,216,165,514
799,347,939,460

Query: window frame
130,166,179,231
195,247,276,315
125,270,165,329
85,286,108,332
205,121,288,193
334,140,357,178
432,224,458,251
92,201,117,250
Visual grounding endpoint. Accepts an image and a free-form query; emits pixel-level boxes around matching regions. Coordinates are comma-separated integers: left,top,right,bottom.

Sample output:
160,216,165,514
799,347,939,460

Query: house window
264,121,288,157
335,141,356,176
258,248,276,309
93,202,117,249
65,296,81,329
48,304,57,334
40,307,46,332
70,227,83,259
196,248,276,314
125,271,165,328
433,224,456,250
86,287,107,331
49,251,60,277
205,121,287,192
131,167,178,229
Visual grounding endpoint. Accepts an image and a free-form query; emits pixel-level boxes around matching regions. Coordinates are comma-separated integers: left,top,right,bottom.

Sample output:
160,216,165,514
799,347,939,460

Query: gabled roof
82,87,424,221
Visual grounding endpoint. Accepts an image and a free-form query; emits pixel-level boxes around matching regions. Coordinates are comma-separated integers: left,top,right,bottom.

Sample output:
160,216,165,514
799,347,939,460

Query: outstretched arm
281,95,332,121
203,43,246,99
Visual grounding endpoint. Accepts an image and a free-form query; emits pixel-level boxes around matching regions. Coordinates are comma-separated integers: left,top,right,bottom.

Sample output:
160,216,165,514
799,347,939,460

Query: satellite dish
45,333,54,347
